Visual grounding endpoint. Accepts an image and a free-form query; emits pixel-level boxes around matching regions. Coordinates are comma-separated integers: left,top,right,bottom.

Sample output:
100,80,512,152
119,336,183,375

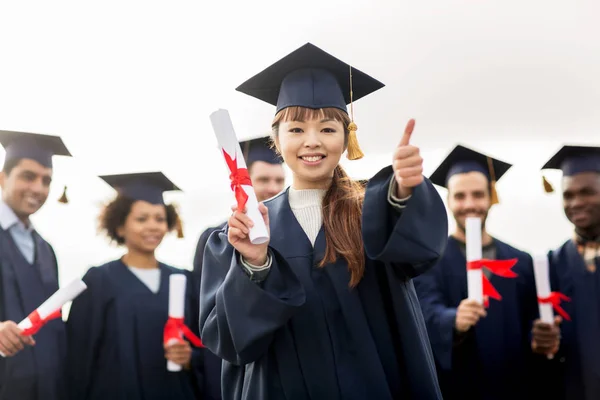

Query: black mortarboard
236,43,385,161
0,130,72,168
99,172,181,205
541,145,600,193
430,145,512,204
240,136,282,166
236,43,384,114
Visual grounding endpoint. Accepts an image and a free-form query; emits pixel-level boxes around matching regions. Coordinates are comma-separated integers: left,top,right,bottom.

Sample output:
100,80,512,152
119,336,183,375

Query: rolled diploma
533,254,554,324
167,274,187,372
0,278,87,357
209,108,269,245
466,217,483,304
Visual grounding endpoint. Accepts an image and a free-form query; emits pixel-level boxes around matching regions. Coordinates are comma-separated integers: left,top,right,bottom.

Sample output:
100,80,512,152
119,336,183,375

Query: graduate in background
0,131,71,400
199,43,448,400
66,172,203,400
192,136,285,400
413,145,542,400
535,145,600,400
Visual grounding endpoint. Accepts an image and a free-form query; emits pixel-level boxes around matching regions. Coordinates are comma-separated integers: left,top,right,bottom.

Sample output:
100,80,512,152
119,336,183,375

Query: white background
0,0,599,289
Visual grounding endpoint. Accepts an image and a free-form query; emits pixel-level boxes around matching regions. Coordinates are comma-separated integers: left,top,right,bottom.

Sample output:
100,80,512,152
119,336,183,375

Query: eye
322,128,336,133
288,127,303,133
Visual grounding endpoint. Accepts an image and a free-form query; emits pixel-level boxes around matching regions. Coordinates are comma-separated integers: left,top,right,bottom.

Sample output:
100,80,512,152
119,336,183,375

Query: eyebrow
320,118,335,123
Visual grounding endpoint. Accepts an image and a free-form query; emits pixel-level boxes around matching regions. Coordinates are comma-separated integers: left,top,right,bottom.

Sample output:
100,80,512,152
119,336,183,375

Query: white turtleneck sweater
240,179,410,281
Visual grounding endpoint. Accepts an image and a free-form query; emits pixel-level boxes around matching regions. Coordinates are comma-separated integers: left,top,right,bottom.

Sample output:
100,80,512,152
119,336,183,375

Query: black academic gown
413,236,539,400
66,260,203,400
547,240,600,400
0,228,66,400
193,222,226,400
199,166,449,400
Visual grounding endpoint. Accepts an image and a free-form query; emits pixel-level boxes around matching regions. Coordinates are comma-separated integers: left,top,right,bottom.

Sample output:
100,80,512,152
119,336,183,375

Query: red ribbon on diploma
538,292,572,321
20,309,62,336
467,259,519,307
163,317,204,348
223,149,252,211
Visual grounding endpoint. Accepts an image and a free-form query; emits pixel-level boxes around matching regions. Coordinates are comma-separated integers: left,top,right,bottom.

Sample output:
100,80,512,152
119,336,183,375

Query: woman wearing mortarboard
65,172,203,400
199,43,449,399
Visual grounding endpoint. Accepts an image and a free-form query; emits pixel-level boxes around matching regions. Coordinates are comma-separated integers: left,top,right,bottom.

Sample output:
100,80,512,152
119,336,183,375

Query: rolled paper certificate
466,217,483,304
209,108,269,245
533,254,554,324
0,278,87,357
166,274,187,372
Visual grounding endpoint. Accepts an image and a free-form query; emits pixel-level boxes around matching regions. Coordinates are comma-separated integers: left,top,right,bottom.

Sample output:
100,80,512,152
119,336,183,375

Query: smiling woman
65,172,204,400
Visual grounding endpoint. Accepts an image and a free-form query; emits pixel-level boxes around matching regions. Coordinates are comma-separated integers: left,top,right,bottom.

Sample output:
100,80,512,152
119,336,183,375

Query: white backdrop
0,0,598,289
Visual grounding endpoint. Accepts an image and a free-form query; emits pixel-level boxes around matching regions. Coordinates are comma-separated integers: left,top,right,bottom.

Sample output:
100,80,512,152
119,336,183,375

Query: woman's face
275,115,345,189
118,200,168,253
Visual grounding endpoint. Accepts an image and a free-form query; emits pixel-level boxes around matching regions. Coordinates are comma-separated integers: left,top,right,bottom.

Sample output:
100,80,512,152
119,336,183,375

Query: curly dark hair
99,194,181,245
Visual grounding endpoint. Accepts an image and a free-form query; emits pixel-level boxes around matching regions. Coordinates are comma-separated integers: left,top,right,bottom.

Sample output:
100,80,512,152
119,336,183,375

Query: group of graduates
0,42,598,400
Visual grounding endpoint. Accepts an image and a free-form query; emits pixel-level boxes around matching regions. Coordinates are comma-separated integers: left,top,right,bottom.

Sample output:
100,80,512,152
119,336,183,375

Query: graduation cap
240,136,282,167
99,172,184,238
541,145,600,193
0,130,72,203
429,145,512,205
236,43,385,161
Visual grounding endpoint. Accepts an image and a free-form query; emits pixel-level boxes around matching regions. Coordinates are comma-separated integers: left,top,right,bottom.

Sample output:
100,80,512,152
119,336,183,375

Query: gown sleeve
65,266,108,400
199,229,306,365
362,166,449,278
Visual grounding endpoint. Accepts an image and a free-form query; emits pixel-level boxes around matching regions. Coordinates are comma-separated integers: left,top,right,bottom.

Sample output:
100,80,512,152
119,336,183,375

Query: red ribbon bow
20,309,62,336
538,292,572,321
467,258,519,307
163,317,204,348
223,149,252,211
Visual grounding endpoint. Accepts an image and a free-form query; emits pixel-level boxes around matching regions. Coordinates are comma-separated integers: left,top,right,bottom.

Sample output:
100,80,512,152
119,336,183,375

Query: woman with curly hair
66,172,203,400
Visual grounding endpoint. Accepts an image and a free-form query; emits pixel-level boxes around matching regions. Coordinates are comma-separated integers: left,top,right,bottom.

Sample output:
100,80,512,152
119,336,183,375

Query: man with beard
413,145,542,400
536,145,600,400
192,135,285,400
0,130,71,400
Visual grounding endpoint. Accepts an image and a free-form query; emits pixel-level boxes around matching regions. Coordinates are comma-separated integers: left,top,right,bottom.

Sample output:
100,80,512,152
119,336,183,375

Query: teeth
302,156,323,162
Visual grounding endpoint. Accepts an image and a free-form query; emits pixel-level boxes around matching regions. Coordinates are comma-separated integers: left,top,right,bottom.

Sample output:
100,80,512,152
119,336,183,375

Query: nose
303,128,322,149
29,179,46,195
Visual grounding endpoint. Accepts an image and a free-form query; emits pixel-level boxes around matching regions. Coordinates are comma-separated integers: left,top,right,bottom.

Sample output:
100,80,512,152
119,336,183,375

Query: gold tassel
58,185,68,204
175,215,184,239
346,66,364,161
486,157,500,205
490,180,499,205
346,122,364,160
543,175,554,193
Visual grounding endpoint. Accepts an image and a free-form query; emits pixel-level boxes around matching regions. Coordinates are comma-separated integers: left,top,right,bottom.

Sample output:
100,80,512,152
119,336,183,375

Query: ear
0,171,5,189
116,225,125,240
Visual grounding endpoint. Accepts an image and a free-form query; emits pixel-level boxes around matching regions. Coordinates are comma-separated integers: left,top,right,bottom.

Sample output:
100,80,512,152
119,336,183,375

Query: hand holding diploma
0,278,87,357
531,254,566,357
0,321,35,357
210,108,270,245
164,274,203,372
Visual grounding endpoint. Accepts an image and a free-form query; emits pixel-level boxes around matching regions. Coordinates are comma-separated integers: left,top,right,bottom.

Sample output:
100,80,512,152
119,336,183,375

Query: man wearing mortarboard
534,144,600,400
0,130,72,400
413,144,543,400
191,135,285,400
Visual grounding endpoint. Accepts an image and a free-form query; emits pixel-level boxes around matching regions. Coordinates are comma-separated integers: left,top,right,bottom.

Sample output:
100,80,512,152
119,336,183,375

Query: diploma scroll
209,109,269,245
0,278,87,357
166,274,187,372
466,217,483,304
533,254,554,324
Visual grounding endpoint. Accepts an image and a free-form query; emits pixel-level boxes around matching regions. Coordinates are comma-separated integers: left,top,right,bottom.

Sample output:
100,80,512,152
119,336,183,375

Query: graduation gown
547,240,600,400
413,236,539,400
193,222,227,400
66,260,203,400
0,228,66,400
199,166,449,400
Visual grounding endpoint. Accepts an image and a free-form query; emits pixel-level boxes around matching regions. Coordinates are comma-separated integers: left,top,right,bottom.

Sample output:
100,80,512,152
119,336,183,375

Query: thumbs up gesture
393,119,424,198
